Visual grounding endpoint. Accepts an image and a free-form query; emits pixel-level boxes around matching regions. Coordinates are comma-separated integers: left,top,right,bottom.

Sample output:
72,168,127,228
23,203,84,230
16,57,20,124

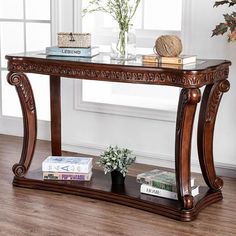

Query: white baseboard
1,115,234,179
62,142,236,178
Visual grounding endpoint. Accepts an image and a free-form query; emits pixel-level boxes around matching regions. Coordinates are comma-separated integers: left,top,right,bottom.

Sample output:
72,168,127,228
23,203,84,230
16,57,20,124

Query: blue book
45,46,99,57
42,156,93,173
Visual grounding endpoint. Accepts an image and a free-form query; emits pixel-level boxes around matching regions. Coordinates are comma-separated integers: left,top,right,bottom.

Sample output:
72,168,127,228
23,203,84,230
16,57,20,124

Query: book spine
151,180,176,192
42,162,92,173
43,172,92,180
137,177,176,191
142,58,183,64
143,57,196,65
159,57,183,64
140,184,178,200
137,177,195,192
142,55,183,64
46,47,97,57
142,58,159,63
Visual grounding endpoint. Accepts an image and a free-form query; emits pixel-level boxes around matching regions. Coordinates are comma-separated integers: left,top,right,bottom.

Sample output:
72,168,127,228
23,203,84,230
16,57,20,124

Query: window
0,0,52,121
82,0,183,40
77,0,184,119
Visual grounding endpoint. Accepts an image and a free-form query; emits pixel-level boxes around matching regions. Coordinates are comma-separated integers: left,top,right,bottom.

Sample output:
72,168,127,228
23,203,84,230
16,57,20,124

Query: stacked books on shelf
142,54,197,65
137,169,199,200
42,156,93,181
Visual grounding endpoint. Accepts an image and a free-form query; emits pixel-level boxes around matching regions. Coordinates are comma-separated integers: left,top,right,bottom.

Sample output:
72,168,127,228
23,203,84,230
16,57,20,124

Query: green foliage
97,146,136,176
83,0,141,31
213,0,236,7
212,1,236,42
83,1,141,58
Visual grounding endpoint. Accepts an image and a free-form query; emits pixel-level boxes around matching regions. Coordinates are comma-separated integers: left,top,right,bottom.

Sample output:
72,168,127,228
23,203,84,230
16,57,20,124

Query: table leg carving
50,76,61,156
7,72,37,177
197,80,230,191
175,88,201,209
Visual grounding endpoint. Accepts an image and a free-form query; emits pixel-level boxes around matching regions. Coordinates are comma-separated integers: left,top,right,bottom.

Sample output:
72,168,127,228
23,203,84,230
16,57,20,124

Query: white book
140,184,199,200
42,156,93,173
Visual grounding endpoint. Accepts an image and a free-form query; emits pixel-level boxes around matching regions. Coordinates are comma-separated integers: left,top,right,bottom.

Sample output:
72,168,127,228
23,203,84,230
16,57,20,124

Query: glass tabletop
6,51,230,72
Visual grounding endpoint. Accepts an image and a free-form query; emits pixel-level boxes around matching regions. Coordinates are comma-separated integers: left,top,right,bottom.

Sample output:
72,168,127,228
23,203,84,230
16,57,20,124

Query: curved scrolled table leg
7,72,37,177
197,80,230,191
175,88,201,209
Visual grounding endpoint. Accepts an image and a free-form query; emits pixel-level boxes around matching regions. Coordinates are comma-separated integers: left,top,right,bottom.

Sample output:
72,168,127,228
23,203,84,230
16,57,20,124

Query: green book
136,169,195,192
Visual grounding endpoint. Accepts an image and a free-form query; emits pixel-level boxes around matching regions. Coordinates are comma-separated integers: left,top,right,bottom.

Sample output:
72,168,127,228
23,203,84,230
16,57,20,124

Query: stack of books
46,32,99,58
142,54,196,65
42,156,93,181
45,46,99,58
137,169,199,200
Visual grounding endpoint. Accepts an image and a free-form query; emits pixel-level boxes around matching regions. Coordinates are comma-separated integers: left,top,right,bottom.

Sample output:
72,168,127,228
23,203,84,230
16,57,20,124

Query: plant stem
117,29,128,57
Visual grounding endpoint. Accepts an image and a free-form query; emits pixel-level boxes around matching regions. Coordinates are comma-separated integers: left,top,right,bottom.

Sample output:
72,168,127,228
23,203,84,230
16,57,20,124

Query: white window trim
74,80,177,122
73,0,191,122
0,0,59,138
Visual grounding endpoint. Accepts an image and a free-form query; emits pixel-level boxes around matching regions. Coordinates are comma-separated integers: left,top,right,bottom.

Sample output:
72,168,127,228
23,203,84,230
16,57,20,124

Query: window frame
74,0,191,122
0,0,58,121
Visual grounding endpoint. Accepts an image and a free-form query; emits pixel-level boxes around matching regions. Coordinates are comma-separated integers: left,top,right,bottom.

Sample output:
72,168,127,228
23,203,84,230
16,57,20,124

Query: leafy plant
97,146,136,176
83,0,141,57
83,0,141,31
212,0,236,42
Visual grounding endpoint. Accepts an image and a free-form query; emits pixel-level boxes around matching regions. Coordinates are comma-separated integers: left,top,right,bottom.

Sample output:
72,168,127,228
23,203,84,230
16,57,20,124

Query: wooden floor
0,134,235,236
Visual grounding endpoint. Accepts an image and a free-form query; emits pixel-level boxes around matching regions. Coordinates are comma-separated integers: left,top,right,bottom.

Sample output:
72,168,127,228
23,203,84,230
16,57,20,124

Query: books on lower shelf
45,46,99,57
42,156,93,181
137,169,199,200
42,156,93,173
142,54,196,65
140,184,199,200
43,171,92,181
137,169,195,192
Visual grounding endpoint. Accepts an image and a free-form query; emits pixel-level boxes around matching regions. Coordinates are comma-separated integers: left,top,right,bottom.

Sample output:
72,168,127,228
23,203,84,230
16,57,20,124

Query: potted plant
97,146,136,185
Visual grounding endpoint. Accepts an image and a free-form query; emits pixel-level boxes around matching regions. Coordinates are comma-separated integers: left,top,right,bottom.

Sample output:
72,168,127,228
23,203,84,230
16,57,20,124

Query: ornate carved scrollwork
7,59,230,88
197,80,230,191
12,163,27,177
175,88,201,210
176,89,201,134
214,177,224,190
7,72,35,112
7,72,37,177
206,80,230,122
175,88,201,209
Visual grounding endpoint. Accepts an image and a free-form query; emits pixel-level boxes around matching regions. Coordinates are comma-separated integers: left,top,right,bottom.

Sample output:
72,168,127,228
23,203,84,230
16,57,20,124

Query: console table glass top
5,51,231,221
6,51,225,69
6,51,230,88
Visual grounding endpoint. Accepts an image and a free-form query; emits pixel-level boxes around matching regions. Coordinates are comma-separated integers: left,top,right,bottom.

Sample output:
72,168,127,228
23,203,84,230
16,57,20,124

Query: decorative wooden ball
154,35,182,57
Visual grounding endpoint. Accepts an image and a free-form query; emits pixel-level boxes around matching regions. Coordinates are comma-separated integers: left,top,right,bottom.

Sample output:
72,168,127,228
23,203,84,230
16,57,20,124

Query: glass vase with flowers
83,0,141,60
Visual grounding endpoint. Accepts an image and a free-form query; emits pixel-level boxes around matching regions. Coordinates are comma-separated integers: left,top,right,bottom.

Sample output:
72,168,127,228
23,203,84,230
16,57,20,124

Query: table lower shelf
13,168,223,221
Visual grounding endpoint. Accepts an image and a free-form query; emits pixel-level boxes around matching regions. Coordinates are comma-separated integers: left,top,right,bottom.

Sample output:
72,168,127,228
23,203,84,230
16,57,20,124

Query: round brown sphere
154,35,182,57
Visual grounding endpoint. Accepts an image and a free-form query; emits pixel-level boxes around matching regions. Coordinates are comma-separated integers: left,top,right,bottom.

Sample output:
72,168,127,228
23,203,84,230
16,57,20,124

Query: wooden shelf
13,169,222,221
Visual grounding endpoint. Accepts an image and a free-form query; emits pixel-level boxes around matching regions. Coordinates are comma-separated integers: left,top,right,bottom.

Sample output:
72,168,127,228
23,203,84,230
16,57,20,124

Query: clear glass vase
111,25,136,61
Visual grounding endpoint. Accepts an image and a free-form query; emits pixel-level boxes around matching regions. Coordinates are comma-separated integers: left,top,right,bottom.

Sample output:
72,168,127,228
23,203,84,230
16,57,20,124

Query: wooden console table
6,52,231,221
